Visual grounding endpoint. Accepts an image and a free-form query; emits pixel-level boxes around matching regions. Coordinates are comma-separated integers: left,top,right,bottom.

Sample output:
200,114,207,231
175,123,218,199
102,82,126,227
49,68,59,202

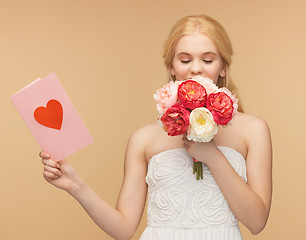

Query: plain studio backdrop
1,0,305,239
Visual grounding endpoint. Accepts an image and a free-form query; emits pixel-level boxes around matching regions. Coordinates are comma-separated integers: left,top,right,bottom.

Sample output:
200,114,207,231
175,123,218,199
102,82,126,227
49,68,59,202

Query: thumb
58,159,68,166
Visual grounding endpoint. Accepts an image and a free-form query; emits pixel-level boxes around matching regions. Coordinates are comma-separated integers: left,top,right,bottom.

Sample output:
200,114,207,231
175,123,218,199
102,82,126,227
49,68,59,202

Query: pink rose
154,81,179,115
206,92,234,125
177,80,207,110
160,103,190,136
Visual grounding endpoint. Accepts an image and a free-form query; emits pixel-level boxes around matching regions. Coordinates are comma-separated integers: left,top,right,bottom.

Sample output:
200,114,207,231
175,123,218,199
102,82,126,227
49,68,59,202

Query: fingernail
45,154,50,158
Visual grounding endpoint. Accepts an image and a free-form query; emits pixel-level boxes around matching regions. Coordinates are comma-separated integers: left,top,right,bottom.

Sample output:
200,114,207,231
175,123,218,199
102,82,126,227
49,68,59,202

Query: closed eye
181,60,191,64
203,60,213,63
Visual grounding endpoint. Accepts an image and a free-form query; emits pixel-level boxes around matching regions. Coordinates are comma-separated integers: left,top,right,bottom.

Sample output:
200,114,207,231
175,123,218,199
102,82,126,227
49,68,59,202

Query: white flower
187,107,218,142
191,75,218,95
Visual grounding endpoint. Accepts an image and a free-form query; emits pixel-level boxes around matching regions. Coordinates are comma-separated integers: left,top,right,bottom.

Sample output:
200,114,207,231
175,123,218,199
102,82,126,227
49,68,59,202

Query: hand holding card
11,72,94,161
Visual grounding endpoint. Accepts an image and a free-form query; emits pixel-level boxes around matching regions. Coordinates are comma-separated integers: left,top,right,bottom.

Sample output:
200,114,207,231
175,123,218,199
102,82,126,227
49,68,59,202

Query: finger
43,170,59,180
58,159,68,165
42,158,60,169
39,151,50,159
182,136,189,144
44,165,62,176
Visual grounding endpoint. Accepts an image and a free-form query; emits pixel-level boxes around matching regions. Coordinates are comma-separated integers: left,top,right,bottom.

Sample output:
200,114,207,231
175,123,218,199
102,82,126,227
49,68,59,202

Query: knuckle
39,151,50,159
43,171,49,178
44,170,55,179
56,170,62,176
50,160,58,168
42,159,56,168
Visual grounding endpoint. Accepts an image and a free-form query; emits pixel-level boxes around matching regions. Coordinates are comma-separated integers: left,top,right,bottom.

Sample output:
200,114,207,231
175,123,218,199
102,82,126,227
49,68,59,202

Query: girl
40,15,272,240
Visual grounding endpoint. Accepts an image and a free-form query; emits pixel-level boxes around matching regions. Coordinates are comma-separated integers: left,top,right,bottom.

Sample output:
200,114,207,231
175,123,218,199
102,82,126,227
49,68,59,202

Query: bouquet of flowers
154,75,238,180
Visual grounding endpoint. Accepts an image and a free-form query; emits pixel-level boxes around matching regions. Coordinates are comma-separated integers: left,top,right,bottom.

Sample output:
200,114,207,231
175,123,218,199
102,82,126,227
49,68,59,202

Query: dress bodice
140,146,246,240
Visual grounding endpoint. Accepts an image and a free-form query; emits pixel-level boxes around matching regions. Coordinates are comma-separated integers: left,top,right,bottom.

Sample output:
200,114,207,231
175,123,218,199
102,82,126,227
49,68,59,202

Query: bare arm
41,128,148,240
182,117,272,234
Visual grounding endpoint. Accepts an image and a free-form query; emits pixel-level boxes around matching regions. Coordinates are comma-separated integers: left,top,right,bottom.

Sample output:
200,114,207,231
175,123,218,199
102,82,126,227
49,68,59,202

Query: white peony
187,107,218,142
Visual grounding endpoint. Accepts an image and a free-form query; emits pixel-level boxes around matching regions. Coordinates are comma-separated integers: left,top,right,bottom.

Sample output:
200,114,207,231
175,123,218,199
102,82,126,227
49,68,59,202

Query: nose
190,60,202,75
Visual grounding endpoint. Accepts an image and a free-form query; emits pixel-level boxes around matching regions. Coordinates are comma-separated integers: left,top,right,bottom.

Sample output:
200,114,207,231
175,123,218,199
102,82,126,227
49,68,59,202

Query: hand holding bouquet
154,76,238,180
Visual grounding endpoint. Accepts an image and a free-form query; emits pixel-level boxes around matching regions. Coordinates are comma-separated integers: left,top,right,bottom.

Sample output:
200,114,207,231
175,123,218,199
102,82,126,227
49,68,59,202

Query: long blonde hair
163,15,243,112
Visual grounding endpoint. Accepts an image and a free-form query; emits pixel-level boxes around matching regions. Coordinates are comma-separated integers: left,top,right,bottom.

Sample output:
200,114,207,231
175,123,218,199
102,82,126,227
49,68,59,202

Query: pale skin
40,31,272,239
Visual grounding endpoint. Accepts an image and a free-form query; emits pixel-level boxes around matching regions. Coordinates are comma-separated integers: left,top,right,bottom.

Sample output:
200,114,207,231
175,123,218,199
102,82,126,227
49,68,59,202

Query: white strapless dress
140,146,247,240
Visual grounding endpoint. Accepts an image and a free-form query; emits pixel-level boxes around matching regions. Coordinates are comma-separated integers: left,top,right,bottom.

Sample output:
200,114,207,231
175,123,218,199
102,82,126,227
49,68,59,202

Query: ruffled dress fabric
140,146,247,240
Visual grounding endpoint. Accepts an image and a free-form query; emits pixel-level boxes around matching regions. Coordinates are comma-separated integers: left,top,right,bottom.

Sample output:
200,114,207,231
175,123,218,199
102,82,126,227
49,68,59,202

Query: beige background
1,0,305,239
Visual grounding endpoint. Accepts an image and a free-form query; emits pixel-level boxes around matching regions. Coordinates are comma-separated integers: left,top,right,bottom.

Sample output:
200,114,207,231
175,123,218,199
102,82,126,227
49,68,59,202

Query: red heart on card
34,99,63,130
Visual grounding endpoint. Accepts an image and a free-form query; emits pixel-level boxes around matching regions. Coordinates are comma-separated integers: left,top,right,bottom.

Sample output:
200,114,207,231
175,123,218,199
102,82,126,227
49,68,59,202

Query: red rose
160,103,190,136
178,80,207,110
206,92,234,125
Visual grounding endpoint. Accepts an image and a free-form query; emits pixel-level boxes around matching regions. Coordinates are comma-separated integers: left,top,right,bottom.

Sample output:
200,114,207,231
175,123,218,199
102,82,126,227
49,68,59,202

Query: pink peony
192,76,218,95
154,81,179,115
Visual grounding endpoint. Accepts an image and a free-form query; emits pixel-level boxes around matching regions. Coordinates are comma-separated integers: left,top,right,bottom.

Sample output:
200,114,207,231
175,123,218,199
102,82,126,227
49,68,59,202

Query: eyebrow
177,51,218,57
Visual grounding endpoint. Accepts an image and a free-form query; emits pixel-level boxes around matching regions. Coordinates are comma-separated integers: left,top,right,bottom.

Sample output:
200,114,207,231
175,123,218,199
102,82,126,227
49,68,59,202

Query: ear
219,66,226,78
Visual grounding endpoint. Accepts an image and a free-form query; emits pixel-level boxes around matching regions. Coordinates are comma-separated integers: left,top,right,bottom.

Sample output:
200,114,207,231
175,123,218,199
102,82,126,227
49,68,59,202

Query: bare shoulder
128,121,160,144
235,112,272,160
125,121,161,159
235,112,270,137
128,121,182,162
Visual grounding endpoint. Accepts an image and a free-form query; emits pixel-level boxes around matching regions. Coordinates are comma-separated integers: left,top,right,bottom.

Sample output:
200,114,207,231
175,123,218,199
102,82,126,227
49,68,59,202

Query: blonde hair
163,15,243,112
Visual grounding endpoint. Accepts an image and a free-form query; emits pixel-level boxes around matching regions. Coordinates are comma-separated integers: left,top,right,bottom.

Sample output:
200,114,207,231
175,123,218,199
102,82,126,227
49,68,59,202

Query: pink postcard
10,72,94,161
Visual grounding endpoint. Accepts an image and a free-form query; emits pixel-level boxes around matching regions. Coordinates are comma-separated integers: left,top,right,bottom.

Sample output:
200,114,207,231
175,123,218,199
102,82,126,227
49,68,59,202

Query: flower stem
197,163,199,180
193,161,203,180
